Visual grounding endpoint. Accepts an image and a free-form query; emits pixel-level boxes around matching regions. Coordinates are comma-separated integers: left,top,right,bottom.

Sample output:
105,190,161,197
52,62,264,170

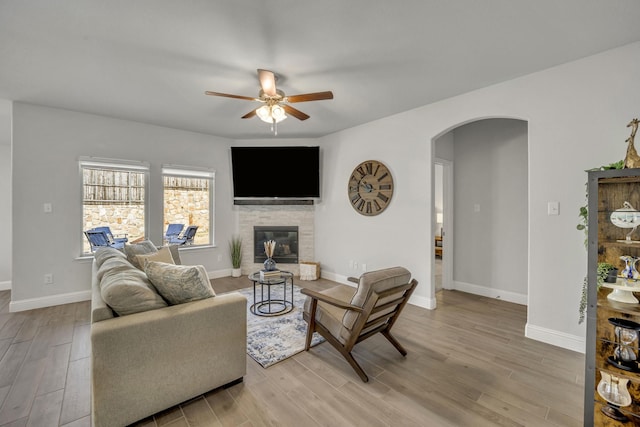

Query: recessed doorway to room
433,160,450,292
433,118,528,306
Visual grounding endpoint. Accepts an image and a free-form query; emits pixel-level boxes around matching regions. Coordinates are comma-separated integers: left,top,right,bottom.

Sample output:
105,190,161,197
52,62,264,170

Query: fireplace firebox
254,226,299,264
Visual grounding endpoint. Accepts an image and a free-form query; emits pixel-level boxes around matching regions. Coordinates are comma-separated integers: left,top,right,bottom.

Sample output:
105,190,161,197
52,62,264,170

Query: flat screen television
231,146,320,202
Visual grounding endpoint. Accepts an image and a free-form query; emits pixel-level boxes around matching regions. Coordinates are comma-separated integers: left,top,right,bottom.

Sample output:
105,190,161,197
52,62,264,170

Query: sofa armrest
91,292,247,427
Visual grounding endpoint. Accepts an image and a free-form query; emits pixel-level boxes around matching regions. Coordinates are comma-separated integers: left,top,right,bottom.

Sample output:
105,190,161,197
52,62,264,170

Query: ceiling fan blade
205,91,257,101
241,109,257,119
282,104,310,121
257,69,277,97
286,91,334,103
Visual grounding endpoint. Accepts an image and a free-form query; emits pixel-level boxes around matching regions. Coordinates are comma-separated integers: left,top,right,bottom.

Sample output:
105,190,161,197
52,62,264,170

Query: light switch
548,201,559,216
43,203,53,213
473,204,480,213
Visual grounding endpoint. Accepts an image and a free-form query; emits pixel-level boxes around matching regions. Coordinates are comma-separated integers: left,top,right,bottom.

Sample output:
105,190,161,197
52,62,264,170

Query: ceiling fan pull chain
272,118,278,136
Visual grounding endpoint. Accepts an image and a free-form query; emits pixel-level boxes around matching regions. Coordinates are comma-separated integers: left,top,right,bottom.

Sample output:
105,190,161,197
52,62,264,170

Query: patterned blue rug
236,285,325,368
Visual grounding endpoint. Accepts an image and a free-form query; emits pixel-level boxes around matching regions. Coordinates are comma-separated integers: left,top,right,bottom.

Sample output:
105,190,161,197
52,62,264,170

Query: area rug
235,285,325,368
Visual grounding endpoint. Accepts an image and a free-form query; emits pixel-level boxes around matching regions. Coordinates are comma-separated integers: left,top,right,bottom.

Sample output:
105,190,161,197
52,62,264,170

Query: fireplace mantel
237,205,314,276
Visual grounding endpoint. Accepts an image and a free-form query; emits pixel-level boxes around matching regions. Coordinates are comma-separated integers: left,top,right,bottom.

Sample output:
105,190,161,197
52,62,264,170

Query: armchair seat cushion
304,285,355,344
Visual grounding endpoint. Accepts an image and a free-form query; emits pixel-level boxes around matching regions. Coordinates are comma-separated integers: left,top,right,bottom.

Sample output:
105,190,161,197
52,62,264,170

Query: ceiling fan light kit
205,69,333,135
256,104,286,123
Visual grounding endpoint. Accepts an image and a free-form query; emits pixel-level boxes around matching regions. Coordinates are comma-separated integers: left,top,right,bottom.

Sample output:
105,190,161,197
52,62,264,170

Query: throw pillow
100,264,168,316
96,256,135,283
94,247,127,268
161,245,182,265
124,240,158,270
145,261,215,305
136,246,175,268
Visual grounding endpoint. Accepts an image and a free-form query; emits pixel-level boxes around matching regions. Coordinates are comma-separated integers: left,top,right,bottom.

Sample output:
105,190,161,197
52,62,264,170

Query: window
80,158,149,254
162,166,214,246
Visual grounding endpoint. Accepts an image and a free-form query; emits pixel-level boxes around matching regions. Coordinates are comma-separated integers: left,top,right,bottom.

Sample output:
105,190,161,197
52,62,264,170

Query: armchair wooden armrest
301,288,363,312
347,276,359,284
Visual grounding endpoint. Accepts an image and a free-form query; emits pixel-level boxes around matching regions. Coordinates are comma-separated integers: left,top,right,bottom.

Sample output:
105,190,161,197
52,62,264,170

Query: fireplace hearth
254,226,299,264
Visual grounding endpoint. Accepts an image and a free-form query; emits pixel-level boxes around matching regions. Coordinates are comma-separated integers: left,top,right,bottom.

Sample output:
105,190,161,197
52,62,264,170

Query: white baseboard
208,269,232,280
409,294,436,310
320,271,353,286
451,280,528,305
10,290,92,313
0,281,11,291
525,323,585,354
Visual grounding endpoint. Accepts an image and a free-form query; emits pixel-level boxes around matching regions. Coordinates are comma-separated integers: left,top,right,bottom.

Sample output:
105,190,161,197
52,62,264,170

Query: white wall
9,42,640,351
452,119,528,299
11,103,235,309
0,100,11,289
315,41,640,352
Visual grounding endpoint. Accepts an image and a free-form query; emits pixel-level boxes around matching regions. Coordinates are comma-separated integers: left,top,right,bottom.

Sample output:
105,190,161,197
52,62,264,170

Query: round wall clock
348,160,394,216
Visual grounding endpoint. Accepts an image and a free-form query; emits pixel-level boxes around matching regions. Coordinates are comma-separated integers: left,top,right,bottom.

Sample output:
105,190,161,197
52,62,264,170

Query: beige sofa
90,245,247,427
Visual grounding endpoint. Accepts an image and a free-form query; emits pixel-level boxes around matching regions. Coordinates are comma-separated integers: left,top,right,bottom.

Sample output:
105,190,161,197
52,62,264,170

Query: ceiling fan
205,69,333,134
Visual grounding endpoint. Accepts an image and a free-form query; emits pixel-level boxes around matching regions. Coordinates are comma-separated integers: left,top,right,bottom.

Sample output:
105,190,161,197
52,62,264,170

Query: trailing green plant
597,262,617,286
579,263,617,324
577,160,624,324
229,235,243,269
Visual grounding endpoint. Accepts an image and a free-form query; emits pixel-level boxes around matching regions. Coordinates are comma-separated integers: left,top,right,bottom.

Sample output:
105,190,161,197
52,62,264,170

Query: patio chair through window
92,226,128,245
164,223,184,242
168,225,198,245
84,230,125,252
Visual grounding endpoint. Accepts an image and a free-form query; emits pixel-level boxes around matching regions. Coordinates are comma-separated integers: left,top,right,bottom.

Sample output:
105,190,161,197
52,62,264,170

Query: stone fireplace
254,226,299,264
237,205,314,275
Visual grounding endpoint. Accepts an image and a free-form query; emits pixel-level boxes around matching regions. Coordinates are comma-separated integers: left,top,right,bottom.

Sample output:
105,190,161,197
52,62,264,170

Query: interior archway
431,117,529,316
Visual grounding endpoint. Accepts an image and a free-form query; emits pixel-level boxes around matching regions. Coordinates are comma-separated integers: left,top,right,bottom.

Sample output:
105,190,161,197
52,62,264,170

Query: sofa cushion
94,247,127,268
100,263,168,316
124,240,158,269
161,245,182,265
96,256,136,283
145,261,215,305
136,246,175,268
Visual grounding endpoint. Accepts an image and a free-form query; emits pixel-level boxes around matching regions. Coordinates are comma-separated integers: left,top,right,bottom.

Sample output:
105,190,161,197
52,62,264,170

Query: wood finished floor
0,276,585,427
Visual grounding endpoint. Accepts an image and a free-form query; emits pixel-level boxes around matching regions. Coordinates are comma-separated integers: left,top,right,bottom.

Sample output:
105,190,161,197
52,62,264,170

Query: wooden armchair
301,266,418,382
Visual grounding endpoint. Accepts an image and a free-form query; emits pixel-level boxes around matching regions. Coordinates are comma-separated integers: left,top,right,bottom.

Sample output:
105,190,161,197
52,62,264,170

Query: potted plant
598,262,618,285
229,235,243,277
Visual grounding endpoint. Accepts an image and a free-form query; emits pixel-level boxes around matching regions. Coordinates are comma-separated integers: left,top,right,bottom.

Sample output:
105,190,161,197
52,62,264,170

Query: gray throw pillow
100,264,168,316
124,240,158,270
94,247,127,268
144,261,215,305
96,256,135,283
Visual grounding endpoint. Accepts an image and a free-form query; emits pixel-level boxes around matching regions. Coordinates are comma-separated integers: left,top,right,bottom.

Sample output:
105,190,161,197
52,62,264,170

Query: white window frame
79,157,150,256
162,164,215,247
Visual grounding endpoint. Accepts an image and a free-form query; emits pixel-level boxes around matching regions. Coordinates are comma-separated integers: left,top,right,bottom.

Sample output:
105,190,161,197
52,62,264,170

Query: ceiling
1,1,640,140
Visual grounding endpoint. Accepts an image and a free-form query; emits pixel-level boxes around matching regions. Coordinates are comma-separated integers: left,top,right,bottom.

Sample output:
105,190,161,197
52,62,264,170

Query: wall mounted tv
231,146,320,204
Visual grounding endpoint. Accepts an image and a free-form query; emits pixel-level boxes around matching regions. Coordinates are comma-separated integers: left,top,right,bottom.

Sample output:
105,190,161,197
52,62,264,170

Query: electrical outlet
217,254,222,262
353,262,358,270
44,273,54,285
362,263,367,272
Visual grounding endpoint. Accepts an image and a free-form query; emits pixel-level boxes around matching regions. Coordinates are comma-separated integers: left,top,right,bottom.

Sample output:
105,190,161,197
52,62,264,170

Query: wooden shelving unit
586,169,640,425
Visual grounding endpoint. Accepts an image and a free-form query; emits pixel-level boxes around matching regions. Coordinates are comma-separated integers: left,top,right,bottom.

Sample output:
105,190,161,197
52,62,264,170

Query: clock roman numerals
348,160,393,216
377,192,389,203
365,162,373,175
365,201,372,214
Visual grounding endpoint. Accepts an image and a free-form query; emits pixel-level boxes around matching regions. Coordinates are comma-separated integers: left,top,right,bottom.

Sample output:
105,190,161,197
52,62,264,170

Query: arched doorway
432,118,529,308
